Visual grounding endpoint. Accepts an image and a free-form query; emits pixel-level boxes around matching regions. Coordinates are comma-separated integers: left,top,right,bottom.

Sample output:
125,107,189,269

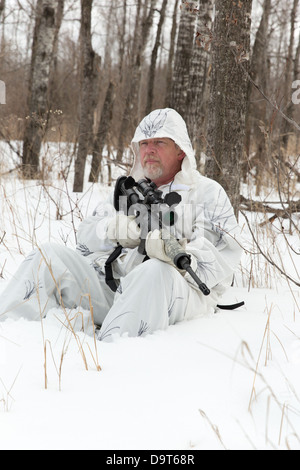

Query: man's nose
147,142,156,153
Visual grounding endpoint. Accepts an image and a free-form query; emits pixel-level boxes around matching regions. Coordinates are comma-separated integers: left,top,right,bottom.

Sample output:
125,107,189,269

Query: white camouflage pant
0,243,214,341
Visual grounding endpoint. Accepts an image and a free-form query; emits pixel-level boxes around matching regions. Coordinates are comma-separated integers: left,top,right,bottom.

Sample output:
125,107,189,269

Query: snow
0,142,299,450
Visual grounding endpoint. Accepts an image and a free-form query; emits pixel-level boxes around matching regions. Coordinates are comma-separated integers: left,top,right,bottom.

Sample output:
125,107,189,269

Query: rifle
108,176,210,296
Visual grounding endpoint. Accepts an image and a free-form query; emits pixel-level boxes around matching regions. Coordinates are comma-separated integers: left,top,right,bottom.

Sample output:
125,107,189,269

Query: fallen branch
240,195,300,218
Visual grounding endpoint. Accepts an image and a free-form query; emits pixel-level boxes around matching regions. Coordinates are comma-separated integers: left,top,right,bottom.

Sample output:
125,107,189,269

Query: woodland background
0,0,299,216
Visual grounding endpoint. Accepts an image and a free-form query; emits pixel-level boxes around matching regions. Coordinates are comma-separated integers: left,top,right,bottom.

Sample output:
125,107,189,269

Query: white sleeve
184,183,243,290
76,191,117,255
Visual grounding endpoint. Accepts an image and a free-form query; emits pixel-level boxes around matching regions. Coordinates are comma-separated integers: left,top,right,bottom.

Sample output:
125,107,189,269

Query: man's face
139,137,185,187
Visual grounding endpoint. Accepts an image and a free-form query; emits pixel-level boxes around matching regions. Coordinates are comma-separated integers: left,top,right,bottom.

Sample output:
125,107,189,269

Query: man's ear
174,143,186,160
178,150,186,161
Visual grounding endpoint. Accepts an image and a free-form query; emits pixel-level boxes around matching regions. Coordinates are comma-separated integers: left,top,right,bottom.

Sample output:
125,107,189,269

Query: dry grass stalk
199,409,227,450
36,246,89,373
248,301,274,411
33,245,102,390
0,367,22,412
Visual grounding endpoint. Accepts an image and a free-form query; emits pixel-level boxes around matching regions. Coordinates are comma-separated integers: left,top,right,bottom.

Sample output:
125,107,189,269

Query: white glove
107,214,141,248
145,229,187,270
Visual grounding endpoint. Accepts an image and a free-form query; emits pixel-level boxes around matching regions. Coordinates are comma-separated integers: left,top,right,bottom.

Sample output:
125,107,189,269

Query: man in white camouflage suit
0,109,242,341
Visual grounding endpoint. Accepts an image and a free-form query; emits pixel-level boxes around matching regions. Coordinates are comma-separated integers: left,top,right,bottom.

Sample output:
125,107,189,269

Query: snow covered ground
0,142,299,450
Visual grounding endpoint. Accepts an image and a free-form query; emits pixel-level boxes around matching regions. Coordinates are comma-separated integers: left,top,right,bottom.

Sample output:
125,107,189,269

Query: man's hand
107,214,141,248
145,229,187,270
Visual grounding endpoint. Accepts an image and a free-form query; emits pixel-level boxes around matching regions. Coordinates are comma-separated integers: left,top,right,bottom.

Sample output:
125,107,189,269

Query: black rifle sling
105,245,123,293
216,301,245,310
105,245,149,293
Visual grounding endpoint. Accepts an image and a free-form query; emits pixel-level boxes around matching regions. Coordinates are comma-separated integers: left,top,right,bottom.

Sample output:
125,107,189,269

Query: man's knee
135,258,174,277
35,243,71,266
122,259,178,292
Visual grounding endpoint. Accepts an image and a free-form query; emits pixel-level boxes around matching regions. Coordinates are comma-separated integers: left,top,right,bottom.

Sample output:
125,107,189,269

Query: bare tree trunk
22,0,63,179
0,0,5,24
73,0,100,193
118,0,127,78
169,0,198,120
116,0,156,162
292,32,300,149
89,80,115,182
115,0,142,163
88,1,115,183
145,0,168,115
281,0,299,150
244,0,271,193
0,0,6,58
245,0,271,150
0,0,4,21
205,0,253,216
165,0,179,107
48,0,65,104
186,0,213,154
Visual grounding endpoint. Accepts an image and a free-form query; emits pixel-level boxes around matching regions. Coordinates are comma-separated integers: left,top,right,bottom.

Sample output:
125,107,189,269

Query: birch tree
22,0,64,178
205,0,253,216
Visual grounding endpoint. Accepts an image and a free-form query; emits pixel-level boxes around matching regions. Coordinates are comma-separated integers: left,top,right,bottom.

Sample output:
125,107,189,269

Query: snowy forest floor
0,141,299,450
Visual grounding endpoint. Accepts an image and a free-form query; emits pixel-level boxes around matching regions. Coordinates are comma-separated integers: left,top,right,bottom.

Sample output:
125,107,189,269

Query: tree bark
116,0,156,163
281,0,299,150
164,0,179,108
244,0,271,192
89,80,115,182
293,33,300,150
0,0,5,17
205,0,253,216
73,0,100,193
0,0,5,55
145,0,168,115
169,0,198,121
186,0,214,153
22,0,63,179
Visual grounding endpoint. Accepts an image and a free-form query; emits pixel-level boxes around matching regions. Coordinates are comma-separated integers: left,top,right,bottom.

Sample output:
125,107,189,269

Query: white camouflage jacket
77,109,243,304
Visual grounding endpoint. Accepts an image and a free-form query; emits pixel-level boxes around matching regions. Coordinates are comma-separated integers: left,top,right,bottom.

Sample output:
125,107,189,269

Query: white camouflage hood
130,108,199,185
